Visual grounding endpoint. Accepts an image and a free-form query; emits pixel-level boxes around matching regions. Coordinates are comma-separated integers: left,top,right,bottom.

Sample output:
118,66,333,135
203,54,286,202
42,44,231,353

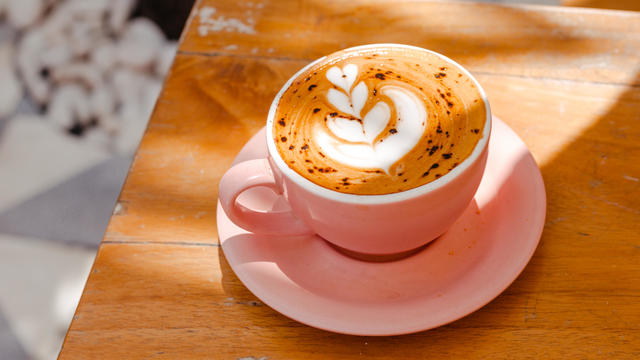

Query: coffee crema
273,46,487,195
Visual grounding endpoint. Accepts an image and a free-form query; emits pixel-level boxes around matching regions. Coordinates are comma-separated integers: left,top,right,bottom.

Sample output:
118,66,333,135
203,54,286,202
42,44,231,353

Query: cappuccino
273,46,487,195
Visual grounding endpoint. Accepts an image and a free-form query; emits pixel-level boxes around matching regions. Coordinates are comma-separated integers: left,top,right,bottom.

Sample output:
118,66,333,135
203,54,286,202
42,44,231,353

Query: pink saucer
216,117,546,336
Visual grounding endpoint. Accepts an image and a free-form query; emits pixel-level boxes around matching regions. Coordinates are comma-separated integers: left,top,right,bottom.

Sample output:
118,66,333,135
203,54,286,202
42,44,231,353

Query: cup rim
266,43,492,205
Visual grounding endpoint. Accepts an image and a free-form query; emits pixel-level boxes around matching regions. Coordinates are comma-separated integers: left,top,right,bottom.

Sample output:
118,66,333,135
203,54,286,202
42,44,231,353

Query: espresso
273,46,487,195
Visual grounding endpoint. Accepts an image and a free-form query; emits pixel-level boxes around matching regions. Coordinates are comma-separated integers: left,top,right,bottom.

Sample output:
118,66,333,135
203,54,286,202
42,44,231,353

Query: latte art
274,46,487,195
318,65,427,172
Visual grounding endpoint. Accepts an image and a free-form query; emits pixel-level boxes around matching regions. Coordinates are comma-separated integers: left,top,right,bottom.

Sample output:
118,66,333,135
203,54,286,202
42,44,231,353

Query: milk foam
317,65,427,172
272,46,487,195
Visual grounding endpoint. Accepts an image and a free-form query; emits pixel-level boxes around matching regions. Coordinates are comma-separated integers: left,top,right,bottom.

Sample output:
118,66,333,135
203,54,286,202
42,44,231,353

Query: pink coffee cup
219,44,491,255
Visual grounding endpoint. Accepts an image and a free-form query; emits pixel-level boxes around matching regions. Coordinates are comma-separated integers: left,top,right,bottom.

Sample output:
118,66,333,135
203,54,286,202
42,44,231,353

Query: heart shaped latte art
316,64,427,173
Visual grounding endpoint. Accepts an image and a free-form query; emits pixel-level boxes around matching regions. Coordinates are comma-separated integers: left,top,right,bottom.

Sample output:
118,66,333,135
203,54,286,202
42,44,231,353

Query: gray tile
0,154,132,247
0,311,28,360
0,116,110,213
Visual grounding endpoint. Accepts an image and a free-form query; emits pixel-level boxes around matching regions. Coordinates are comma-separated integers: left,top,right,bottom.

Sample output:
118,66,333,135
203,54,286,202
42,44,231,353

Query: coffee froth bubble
273,46,487,195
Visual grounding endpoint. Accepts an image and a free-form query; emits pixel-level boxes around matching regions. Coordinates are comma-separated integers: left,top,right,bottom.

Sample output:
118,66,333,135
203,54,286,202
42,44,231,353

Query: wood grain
60,243,637,359
564,0,640,12
181,0,640,85
60,0,640,358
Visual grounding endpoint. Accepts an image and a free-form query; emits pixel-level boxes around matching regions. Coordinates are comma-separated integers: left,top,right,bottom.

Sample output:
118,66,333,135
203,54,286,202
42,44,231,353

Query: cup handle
218,158,314,235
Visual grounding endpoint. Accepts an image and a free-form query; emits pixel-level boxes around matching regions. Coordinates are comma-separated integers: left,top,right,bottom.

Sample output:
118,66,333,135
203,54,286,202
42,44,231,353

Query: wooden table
59,1,640,358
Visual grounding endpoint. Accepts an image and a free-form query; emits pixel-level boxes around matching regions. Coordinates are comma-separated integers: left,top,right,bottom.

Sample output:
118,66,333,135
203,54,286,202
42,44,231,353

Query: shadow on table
298,1,606,64
563,0,640,12
535,69,640,266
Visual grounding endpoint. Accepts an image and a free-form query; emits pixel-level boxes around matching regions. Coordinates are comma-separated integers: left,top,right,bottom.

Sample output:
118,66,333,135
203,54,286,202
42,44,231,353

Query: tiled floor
0,119,132,360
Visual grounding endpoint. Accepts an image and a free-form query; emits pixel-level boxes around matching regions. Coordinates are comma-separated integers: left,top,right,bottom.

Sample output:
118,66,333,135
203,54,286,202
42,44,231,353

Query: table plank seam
175,50,640,88
177,49,302,62
102,240,220,247
472,70,640,88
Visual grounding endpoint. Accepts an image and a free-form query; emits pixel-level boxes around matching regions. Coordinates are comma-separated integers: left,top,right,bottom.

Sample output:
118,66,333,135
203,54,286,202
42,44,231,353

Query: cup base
325,238,436,262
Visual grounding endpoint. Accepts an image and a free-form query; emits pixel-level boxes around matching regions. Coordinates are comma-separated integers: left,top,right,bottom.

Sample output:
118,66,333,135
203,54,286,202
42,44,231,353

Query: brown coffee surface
273,46,487,195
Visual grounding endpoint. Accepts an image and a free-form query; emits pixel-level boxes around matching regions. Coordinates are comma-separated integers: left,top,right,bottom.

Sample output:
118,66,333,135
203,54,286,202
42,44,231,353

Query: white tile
0,115,109,212
0,233,95,360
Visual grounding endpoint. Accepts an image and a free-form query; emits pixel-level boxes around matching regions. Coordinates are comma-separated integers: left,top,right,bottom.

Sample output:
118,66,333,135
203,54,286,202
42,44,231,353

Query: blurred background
0,0,635,359
0,1,195,359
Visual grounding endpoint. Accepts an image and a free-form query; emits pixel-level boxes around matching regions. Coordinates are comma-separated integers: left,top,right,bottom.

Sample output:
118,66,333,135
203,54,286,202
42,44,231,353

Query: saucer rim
217,117,546,336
